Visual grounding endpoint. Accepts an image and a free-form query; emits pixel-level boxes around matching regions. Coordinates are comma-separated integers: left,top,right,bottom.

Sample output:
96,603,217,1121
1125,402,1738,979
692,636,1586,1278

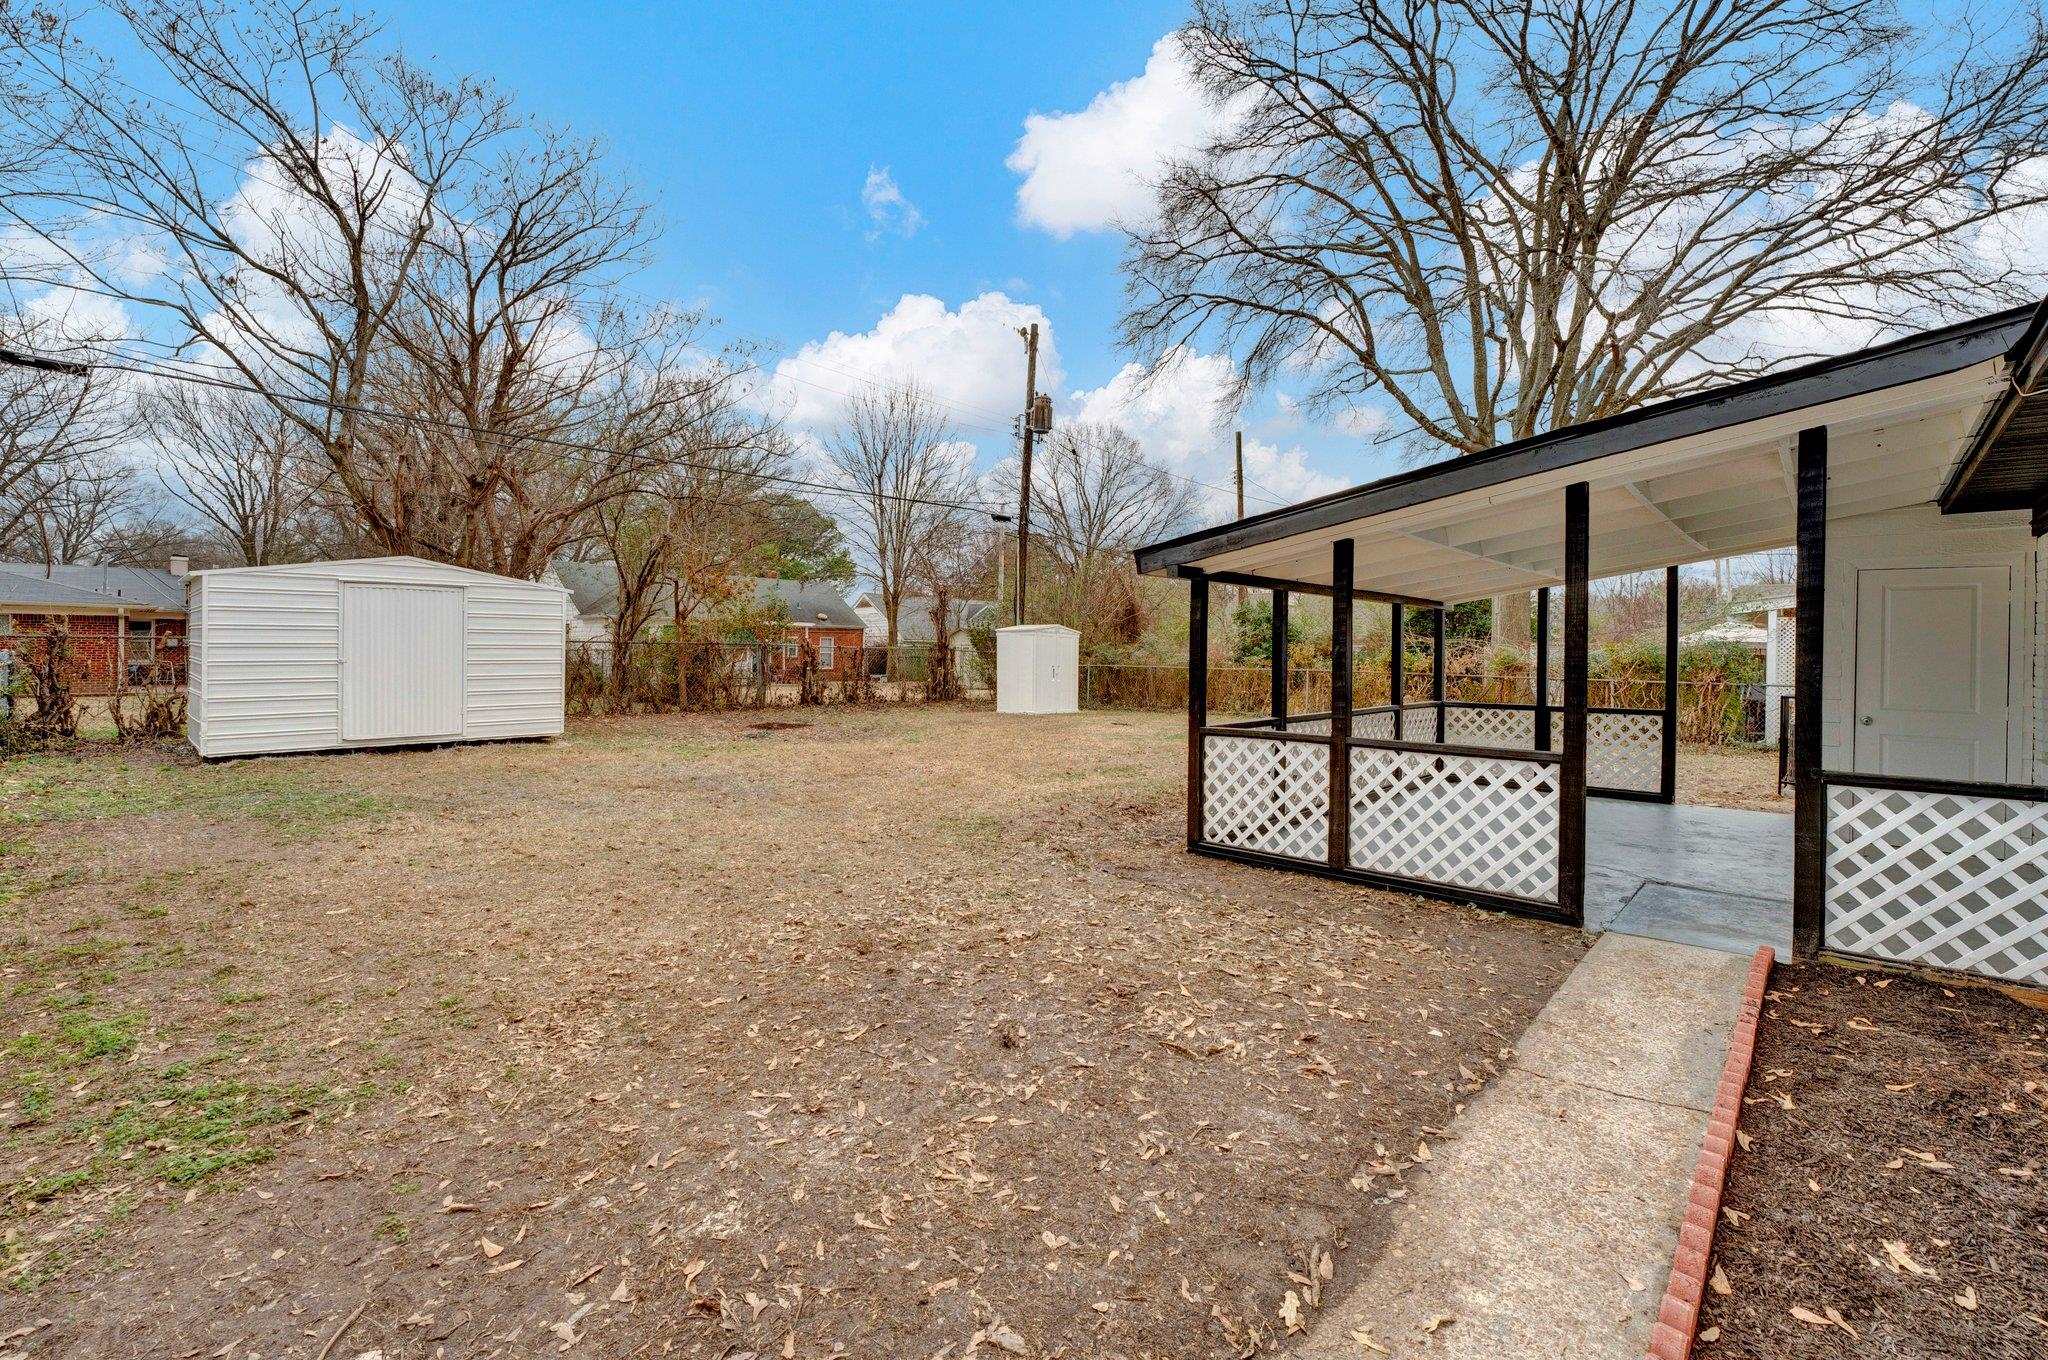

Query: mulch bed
1694,961,2048,1357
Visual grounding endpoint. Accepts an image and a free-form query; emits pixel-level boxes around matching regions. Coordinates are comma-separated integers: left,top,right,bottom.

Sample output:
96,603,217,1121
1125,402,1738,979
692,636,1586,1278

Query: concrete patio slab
1294,933,1755,1360
1586,798,1793,956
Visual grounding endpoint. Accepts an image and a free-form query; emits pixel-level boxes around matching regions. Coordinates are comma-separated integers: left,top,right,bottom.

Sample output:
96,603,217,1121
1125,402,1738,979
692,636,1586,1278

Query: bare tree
6,2,541,564
824,382,972,664
1126,0,2048,639
143,384,305,565
1032,421,1199,567
0,317,138,557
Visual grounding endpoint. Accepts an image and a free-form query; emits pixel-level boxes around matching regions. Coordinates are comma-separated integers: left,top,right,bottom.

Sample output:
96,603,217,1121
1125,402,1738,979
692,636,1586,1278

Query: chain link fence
565,639,989,716
1080,662,1785,748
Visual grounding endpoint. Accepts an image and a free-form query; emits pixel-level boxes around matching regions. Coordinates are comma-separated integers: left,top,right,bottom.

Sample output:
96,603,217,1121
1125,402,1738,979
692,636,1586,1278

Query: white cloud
1067,349,1347,520
1007,34,1235,238
859,166,924,241
770,291,1059,432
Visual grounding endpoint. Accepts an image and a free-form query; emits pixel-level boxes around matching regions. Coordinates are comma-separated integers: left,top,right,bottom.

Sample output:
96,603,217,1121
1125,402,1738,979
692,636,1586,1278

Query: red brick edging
1647,945,1775,1360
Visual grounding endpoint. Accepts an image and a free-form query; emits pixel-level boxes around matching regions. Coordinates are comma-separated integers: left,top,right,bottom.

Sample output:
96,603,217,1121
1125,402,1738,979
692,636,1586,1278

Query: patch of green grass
14,1077,51,1125
0,757,396,836
374,1213,410,1243
7,1076,325,1215
57,1011,139,1063
935,812,1002,847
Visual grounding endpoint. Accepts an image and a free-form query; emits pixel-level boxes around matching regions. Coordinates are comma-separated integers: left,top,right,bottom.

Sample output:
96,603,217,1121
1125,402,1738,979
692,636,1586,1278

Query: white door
1852,565,2010,780
340,583,465,742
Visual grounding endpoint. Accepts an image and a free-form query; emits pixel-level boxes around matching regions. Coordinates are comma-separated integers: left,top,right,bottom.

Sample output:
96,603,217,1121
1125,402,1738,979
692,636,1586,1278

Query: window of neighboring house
818,636,835,669
781,641,798,660
126,617,155,659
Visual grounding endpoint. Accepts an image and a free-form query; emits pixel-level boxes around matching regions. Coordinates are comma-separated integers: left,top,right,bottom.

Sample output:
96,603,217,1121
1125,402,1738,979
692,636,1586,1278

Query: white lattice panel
1444,705,1536,749
1203,735,1330,862
1286,717,1332,736
1348,747,1559,902
1354,709,1398,740
1549,711,1663,792
1826,783,2048,984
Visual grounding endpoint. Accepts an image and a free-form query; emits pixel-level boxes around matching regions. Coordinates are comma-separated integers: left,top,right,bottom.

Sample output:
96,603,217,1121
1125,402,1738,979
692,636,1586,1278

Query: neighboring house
552,558,866,681
0,558,191,692
853,593,996,682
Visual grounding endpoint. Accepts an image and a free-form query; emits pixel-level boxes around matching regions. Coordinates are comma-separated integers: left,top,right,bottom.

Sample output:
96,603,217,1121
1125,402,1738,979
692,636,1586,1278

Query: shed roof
1135,303,2038,605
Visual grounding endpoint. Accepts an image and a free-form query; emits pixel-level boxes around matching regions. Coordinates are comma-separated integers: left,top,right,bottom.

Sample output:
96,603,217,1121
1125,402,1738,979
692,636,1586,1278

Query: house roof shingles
552,559,862,630
0,563,186,611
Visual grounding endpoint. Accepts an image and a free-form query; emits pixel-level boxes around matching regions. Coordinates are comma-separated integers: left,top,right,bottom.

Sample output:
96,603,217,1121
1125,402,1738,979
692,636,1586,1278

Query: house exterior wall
1818,502,2041,782
187,557,566,758
764,624,866,681
1,610,187,693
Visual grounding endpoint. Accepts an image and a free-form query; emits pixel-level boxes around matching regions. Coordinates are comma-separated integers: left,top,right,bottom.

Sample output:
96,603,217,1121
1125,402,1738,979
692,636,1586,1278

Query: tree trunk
1490,592,1531,652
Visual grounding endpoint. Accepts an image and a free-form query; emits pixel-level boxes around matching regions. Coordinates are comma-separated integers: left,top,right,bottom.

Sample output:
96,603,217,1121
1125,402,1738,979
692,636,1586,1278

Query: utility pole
1233,430,1247,618
1013,322,1047,626
1234,429,1245,521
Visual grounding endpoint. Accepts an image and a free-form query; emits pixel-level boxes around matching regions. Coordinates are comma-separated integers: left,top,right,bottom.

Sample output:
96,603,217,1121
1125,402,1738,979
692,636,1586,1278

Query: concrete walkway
1295,933,1755,1360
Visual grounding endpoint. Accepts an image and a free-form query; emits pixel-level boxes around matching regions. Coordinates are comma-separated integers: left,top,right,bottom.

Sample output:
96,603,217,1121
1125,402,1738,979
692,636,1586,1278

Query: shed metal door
340,583,464,742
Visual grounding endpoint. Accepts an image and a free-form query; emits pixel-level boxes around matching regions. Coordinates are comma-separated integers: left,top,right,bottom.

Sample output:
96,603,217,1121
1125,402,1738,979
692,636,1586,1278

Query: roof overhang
1136,304,2037,605
1942,300,2048,522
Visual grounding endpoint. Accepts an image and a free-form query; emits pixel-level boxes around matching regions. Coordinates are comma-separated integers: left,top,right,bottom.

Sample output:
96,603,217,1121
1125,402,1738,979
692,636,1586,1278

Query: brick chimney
168,556,189,577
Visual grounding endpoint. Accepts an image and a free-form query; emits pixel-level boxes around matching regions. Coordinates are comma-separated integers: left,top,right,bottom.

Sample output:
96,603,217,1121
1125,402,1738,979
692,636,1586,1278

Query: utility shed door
1853,564,2011,780
341,583,464,741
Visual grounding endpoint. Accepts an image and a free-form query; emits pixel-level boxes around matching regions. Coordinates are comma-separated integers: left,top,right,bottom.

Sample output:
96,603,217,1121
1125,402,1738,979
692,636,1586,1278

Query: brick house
0,559,191,693
550,560,867,682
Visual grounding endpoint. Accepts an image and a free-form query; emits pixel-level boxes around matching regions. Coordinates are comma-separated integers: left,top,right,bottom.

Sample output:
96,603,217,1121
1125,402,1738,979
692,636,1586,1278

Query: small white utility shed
186,556,567,758
996,624,1080,714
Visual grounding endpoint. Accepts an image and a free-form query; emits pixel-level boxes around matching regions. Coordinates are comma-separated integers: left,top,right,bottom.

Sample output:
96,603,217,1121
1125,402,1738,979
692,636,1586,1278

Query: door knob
1860,716,1873,726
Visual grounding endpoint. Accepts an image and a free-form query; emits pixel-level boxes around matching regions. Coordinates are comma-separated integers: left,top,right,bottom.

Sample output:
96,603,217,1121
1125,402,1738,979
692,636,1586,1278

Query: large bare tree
0,316,138,558
1032,420,1199,566
1125,0,2048,637
143,384,305,565
823,382,973,663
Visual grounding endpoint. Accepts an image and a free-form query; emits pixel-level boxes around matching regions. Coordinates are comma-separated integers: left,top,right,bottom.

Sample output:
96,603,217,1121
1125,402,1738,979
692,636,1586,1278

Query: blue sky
365,0,1360,515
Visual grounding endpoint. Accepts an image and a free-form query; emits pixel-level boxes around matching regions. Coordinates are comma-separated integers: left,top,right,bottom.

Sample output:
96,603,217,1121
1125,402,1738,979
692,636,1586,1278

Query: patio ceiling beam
1391,527,1559,587
1619,481,1709,556
1174,566,1441,609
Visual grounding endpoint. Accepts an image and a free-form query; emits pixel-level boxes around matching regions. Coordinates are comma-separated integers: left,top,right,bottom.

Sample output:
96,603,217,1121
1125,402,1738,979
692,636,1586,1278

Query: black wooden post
1534,587,1552,751
1329,541,1355,871
1187,572,1209,851
1388,601,1405,731
1432,606,1447,744
1270,589,1290,726
1661,564,1680,804
1792,427,1828,956
1559,484,1590,927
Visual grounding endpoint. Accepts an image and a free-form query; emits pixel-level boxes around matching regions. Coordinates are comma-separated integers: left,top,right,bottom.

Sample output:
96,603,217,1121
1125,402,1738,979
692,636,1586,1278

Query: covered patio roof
1135,302,2041,604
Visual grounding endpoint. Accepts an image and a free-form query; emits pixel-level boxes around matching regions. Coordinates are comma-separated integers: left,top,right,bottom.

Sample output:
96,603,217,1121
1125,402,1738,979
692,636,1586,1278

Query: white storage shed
995,624,1079,714
186,556,567,759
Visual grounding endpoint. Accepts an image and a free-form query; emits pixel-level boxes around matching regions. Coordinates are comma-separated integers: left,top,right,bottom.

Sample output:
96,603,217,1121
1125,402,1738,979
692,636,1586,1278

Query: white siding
1819,503,2040,780
184,575,205,749
186,556,565,758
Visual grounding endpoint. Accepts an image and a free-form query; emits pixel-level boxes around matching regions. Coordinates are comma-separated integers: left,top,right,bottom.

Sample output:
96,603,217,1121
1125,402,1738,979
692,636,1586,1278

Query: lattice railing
1354,708,1398,741
1202,735,1330,863
1348,746,1560,903
1825,780,2048,984
1444,704,1536,749
1549,711,1664,793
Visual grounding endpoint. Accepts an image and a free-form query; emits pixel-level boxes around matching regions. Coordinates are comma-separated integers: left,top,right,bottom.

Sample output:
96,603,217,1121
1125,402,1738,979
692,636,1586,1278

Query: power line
0,342,1011,522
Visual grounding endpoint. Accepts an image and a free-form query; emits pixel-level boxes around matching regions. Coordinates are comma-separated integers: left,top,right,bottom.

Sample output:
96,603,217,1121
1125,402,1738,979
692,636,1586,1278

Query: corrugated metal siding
465,584,566,737
184,576,205,747
187,556,566,757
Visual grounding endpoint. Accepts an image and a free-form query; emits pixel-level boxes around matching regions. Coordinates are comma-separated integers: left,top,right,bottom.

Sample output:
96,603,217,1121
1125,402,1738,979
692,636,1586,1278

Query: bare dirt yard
1,706,1581,1359
1676,744,1787,814
1695,961,2048,1357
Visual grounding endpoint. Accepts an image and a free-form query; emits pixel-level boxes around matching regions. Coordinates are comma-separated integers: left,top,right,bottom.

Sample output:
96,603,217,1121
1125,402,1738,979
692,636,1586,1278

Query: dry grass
1677,743,1789,813
0,707,1582,1358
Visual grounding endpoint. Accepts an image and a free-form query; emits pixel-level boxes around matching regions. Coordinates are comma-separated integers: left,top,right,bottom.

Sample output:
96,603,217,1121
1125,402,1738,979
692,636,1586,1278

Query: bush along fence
564,639,991,717
1082,654,1781,747
1,627,187,753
